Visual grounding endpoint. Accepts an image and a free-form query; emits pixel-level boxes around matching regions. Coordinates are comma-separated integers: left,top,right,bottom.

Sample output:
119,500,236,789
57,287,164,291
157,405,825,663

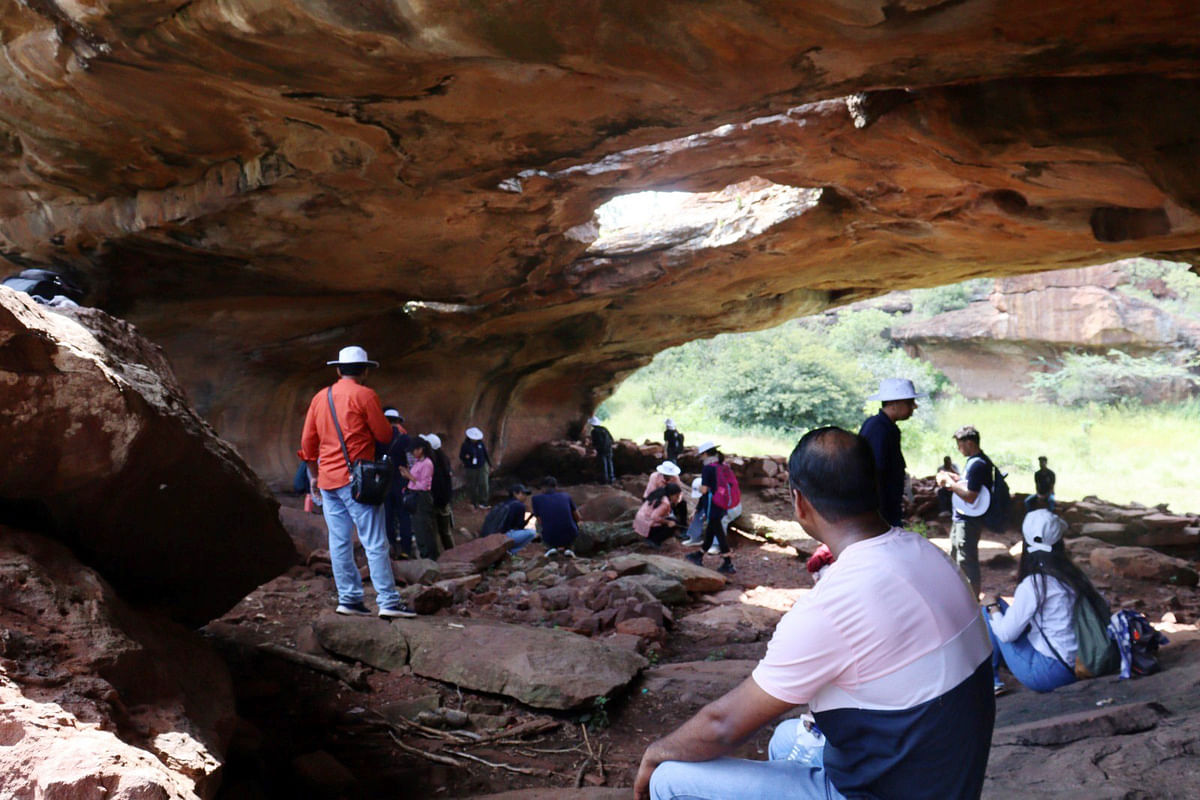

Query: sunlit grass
602,387,1200,514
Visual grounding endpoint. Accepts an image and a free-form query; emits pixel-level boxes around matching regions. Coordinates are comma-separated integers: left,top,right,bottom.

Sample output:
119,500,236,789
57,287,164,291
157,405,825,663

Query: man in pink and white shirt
636,427,994,800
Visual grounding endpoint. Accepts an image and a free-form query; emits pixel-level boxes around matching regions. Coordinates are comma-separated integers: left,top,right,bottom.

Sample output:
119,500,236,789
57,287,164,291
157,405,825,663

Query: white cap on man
465,427,484,440
420,433,442,450
867,378,926,402
588,416,602,426
665,418,676,430
656,461,681,477
326,345,379,368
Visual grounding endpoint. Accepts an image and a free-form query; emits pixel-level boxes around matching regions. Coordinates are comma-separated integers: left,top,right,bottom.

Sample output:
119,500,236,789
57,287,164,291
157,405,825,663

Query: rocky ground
207,478,1200,799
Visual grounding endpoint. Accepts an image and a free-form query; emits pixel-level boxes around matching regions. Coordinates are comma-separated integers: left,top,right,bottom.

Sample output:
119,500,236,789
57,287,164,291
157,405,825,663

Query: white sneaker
563,549,576,558
708,544,721,555
544,547,558,557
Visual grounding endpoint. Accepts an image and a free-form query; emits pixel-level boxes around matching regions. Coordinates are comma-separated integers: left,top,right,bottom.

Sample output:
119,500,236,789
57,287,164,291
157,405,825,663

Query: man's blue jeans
1024,493,1056,512
321,484,401,609
650,718,844,800
505,529,537,552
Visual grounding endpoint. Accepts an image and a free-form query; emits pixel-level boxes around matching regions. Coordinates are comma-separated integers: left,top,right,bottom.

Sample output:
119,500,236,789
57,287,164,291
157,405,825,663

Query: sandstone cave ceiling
2,1,1200,476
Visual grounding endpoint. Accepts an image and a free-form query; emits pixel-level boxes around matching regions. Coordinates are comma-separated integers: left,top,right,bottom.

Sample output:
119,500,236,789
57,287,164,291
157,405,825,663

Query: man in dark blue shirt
858,379,924,528
531,476,581,556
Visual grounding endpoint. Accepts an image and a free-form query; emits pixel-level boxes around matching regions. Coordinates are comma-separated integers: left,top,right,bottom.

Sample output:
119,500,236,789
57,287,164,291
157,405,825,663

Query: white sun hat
420,433,442,450
867,378,926,402
690,476,703,499
696,441,718,455
326,345,379,367
665,418,676,430
587,416,602,426
1023,509,1067,553
656,461,681,477
465,427,484,440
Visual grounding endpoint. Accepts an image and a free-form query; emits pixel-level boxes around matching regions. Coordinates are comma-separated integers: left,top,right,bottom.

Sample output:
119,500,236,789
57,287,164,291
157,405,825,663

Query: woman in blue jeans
985,506,1106,694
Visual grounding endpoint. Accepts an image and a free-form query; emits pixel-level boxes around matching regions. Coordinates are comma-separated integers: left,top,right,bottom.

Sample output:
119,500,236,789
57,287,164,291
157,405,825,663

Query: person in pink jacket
635,483,683,547
644,461,688,532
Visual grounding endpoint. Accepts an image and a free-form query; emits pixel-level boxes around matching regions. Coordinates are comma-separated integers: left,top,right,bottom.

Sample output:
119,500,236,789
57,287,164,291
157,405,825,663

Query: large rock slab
0,529,234,797
574,521,642,555
607,554,727,593
993,702,1162,747
1090,546,1199,586
317,617,646,710
611,574,689,605
0,289,295,624
439,534,512,572
641,660,757,706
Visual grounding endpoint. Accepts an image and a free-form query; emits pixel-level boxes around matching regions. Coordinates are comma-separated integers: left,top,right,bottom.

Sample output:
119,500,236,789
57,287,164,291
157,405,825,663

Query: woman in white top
985,506,1103,694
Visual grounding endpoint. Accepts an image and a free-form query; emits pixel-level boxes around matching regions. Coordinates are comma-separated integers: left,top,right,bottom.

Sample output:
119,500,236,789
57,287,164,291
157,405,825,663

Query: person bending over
637,427,994,800
635,483,683,547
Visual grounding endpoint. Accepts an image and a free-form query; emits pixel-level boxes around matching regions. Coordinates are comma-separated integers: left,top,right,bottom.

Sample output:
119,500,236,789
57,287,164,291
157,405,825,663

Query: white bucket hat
1023,509,1067,553
690,476,703,499
465,427,484,441
867,378,926,402
656,461,681,477
665,418,676,430
326,345,379,368
696,441,718,455
420,433,442,450
587,416,602,426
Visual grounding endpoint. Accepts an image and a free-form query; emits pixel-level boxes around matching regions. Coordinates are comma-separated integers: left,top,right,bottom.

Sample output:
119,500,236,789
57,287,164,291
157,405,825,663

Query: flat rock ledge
314,615,647,710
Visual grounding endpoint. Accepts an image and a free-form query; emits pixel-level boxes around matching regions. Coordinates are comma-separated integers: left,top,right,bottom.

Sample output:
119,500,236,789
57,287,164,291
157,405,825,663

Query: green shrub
1028,350,1198,406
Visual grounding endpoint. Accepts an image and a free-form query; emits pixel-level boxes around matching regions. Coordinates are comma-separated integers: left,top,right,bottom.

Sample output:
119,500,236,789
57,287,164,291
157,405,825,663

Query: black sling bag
327,388,392,506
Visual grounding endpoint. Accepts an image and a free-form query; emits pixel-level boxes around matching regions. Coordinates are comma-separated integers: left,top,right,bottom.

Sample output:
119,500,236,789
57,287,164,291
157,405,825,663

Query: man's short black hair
787,427,880,521
541,476,558,489
338,364,367,377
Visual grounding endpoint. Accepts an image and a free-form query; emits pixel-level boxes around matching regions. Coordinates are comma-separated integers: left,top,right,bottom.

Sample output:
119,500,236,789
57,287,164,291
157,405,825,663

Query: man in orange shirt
299,346,414,618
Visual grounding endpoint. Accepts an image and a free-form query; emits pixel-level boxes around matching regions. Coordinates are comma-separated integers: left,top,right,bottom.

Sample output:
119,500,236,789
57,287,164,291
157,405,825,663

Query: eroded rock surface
0,288,295,623
1,5,1198,474
0,528,235,797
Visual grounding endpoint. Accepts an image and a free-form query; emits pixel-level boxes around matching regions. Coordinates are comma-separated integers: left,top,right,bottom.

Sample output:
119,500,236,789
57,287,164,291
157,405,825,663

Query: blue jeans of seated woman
984,599,1076,692
651,718,844,800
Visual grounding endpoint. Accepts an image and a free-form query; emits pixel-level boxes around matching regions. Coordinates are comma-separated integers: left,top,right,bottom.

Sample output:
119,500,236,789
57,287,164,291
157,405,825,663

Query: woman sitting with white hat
985,506,1107,695
644,461,688,531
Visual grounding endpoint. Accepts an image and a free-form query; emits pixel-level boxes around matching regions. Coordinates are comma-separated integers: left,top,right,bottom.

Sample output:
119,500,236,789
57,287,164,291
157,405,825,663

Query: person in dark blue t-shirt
493,484,536,552
530,476,581,556
858,378,924,528
937,425,994,597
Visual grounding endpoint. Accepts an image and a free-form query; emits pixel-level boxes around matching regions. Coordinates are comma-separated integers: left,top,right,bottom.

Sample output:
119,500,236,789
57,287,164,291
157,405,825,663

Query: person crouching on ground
644,461,688,529
636,483,683,548
298,346,415,619
399,437,438,559
686,442,736,575
494,483,538,552
636,427,994,800
985,505,1104,695
531,476,581,557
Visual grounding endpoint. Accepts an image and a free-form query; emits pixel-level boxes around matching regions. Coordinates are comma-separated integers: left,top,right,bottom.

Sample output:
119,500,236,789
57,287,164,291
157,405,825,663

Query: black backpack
978,455,1011,533
480,503,512,537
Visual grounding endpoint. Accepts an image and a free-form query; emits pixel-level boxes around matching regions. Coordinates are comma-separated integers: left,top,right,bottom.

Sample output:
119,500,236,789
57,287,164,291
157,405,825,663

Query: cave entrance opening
586,177,821,256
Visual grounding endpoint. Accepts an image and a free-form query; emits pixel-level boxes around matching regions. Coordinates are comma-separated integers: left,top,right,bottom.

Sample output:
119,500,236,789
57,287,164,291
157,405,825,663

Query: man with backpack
298,346,415,619
588,416,616,484
479,483,537,552
936,425,1004,598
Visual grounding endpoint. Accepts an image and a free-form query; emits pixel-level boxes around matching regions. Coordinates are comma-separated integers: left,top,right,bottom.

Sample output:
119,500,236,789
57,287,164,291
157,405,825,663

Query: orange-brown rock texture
2,2,1200,475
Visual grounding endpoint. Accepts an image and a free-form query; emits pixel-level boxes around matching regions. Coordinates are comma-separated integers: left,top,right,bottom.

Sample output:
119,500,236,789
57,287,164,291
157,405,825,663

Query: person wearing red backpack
686,442,738,575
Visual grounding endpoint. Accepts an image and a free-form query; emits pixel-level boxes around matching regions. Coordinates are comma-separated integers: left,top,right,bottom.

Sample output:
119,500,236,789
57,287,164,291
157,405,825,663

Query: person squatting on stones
1027,455,1057,512
399,436,439,559
635,483,684,547
637,427,995,800
493,483,538,552
644,461,688,530
531,476,581,557
380,407,414,558
937,424,994,597
460,426,492,508
858,378,924,528
589,416,616,485
664,418,684,464
686,442,737,575
424,433,455,552
985,506,1106,695
298,346,416,619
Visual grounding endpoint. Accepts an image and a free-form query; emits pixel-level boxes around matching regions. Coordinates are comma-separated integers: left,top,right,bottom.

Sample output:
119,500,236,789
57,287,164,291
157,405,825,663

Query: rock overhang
1,2,1199,475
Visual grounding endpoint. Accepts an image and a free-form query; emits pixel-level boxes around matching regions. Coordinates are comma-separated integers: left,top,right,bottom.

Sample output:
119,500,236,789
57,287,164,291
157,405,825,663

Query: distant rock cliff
892,264,1200,399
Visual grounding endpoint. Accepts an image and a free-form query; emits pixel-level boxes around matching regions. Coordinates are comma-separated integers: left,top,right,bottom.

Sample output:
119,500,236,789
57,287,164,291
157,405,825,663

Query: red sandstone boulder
1089,546,1199,586
0,289,295,625
439,533,512,572
0,528,235,796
